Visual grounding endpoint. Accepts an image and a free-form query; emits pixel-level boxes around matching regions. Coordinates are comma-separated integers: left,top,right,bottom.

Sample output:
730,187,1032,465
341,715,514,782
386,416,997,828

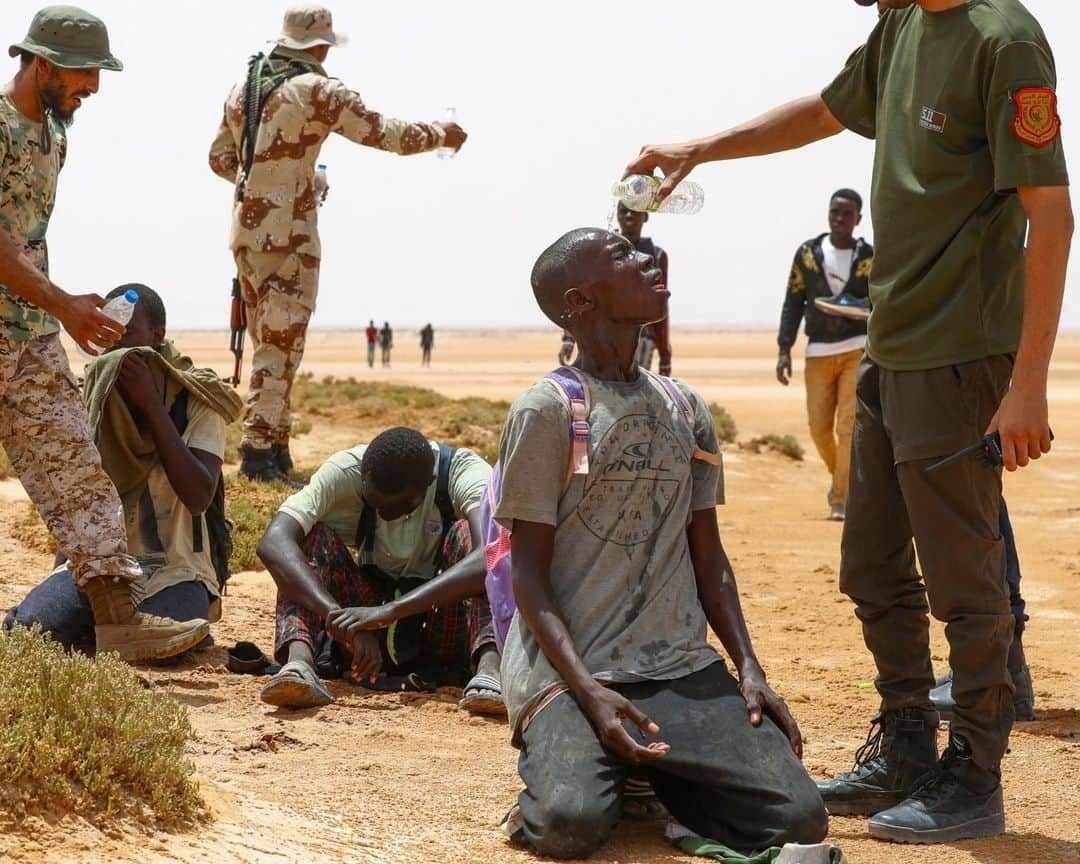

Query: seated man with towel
6,284,243,653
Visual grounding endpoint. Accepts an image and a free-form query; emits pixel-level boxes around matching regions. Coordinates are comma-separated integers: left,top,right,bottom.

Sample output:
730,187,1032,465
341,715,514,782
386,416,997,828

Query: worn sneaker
868,732,1004,844
817,707,939,816
829,503,846,521
499,803,526,844
814,293,871,321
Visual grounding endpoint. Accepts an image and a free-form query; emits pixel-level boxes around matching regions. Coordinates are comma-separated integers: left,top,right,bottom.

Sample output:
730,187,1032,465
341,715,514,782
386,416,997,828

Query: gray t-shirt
495,371,725,740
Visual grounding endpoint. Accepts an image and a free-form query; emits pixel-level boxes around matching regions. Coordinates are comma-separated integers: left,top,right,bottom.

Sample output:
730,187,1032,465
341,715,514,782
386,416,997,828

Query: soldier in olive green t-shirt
624,0,1071,846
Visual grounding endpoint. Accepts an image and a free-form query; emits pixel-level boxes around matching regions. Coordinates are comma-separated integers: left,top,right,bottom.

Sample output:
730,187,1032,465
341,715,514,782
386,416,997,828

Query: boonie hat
8,5,123,71
853,0,879,6
274,4,348,50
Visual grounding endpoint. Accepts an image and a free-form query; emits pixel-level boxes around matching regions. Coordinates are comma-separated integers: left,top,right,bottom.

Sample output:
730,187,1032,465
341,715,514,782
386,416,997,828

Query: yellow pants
804,348,862,507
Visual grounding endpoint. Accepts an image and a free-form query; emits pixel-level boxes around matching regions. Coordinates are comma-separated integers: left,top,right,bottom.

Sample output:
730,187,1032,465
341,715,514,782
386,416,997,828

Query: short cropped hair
831,188,863,212
107,283,166,330
531,227,608,327
361,427,434,496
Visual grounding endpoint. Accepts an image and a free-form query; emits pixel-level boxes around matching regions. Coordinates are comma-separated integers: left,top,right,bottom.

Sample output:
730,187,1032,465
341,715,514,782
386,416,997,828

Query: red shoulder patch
1012,87,1061,148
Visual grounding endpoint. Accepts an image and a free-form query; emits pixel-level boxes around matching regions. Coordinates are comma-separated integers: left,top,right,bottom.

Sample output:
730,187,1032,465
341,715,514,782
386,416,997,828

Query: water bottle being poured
78,288,138,358
612,174,704,215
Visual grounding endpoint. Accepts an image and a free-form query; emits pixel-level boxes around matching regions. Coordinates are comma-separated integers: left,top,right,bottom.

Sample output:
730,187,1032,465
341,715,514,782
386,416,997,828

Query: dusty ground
1,329,1077,864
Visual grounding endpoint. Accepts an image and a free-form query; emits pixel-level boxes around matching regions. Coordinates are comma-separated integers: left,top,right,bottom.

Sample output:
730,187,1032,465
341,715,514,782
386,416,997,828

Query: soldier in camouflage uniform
209,4,466,484
1,7,209,661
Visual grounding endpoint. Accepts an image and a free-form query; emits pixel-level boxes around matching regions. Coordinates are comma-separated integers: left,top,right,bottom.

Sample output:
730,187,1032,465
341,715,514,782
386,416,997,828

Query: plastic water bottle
314,163,328,207
612,174,705,215
437,106,457,160
78,288,138,358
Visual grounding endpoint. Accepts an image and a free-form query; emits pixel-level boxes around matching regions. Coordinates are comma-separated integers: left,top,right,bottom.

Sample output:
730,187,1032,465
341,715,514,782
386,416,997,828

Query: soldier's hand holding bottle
436,121,467,153
58,293,125,356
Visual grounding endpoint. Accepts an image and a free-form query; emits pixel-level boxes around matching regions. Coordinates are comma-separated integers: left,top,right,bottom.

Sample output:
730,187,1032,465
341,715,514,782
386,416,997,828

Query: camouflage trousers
235,248,319,450
0,334,140,586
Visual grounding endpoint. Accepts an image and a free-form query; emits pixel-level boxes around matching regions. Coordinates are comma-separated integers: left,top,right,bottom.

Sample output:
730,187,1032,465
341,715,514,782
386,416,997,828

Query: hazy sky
2,0,1076,334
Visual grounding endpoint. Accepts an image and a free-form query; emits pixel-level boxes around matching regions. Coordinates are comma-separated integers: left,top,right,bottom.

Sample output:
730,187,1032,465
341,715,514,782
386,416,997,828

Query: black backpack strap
433,443,456,570
237,53,313,200
355,500,377,562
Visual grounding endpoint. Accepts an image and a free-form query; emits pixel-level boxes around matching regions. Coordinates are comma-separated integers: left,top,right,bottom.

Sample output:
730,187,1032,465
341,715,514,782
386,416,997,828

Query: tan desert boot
82,577,210,662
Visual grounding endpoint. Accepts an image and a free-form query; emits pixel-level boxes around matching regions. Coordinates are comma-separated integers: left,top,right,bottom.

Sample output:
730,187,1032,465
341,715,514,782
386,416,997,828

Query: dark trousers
274,521,495,678
4,567,212,652
840,356,1014,769
516,663,827,859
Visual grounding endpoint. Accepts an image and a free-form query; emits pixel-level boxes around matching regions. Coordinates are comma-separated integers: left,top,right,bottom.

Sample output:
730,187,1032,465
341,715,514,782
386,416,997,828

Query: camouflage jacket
0,94,66,341
208,50,445,258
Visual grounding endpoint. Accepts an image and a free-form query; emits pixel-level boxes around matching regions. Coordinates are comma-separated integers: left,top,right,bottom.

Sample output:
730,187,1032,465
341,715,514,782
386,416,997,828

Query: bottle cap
317,163,327,169
123,289,139,304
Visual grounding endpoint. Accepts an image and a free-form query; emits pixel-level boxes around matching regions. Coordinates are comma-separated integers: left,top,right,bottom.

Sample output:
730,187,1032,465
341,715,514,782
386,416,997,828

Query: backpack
168,391,234,592
354,443,457,571
481,367,722,652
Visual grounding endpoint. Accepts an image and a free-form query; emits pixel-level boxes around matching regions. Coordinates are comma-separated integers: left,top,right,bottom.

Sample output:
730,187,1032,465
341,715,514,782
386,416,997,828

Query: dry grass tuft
225,475,294,571
290,375,509,465
0,626,205,826
0,446,13,481
742,433,805,461
708,403,738,444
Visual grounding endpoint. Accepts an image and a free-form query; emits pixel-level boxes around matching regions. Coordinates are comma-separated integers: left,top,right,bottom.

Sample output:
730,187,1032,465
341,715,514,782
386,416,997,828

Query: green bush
0,625,204,824
744,433,805,461
225,476,293,571
708,403,738,444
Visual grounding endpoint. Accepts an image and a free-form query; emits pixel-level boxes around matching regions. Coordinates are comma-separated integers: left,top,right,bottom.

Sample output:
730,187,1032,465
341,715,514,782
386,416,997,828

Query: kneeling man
496,229,827,858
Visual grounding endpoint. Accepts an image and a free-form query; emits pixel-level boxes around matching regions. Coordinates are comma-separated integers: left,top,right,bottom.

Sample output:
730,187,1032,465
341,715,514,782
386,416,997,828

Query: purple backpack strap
545,366,592,486
644,371,723,467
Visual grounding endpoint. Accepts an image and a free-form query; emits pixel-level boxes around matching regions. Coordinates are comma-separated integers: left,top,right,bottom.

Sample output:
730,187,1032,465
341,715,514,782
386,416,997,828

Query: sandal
459,672,506,717
259,660,333,709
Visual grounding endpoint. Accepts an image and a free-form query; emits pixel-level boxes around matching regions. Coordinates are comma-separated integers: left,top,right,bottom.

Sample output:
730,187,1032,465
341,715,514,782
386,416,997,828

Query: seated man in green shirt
257,426,503,715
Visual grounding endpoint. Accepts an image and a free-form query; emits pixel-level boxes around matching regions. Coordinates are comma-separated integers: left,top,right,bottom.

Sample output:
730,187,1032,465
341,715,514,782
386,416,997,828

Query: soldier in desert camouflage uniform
209,4,466,484
0,6,208,660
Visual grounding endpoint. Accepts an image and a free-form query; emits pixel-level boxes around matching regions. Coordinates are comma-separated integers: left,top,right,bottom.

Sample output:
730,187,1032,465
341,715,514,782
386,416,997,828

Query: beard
39,70,78,127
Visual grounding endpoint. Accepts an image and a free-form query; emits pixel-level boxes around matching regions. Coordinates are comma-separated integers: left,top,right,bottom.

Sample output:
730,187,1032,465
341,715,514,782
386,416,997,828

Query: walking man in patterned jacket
209,4,466,484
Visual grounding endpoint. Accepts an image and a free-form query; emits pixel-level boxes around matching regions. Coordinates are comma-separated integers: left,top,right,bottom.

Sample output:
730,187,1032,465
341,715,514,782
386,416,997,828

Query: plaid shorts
274,520,495,677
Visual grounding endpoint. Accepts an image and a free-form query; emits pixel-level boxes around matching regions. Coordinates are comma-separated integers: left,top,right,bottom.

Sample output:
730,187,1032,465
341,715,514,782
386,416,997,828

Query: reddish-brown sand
1,329,1077,864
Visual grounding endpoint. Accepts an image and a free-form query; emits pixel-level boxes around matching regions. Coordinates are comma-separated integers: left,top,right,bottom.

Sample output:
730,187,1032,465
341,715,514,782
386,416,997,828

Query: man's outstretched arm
625,95,844,200
988,185,1074,470
687,508,803,757
512,519,670,764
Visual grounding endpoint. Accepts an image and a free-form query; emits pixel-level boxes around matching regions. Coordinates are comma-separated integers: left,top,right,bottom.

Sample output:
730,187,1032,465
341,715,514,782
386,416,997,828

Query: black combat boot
868,731,1004,843
238,445,302,489
817,707,939,815
930,631,1035,722
271,442,294,475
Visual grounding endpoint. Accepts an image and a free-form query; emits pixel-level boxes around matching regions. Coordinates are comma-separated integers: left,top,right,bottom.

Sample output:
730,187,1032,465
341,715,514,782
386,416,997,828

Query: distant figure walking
420,323,434,367
365,319,378,368
379,322,393,367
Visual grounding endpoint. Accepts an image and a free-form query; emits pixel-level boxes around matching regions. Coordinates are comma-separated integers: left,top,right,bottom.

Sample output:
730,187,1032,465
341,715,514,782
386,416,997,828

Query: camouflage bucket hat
8,5,123,72
274,4,347,50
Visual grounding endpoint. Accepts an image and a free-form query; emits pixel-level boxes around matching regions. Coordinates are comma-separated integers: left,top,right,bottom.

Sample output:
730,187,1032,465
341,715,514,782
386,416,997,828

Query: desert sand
1,328,1077,864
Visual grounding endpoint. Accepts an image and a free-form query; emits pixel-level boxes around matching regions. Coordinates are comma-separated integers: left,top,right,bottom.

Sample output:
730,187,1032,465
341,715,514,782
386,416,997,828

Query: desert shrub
708,403,738,444
289,375,509,465
225,476,293,572
0,625,203,824
743,433,804,461
0,446,13,480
